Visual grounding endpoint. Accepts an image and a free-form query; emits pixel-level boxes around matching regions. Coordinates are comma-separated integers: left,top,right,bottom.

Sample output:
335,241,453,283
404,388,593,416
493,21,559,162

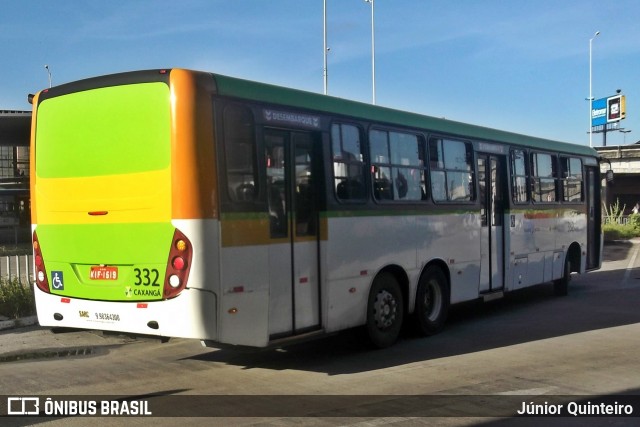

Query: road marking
622,243,640,286
339,417,417,427
497,387,557,395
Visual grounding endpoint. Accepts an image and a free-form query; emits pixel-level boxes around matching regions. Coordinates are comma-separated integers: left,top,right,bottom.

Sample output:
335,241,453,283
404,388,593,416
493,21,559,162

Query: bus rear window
36,83,170,179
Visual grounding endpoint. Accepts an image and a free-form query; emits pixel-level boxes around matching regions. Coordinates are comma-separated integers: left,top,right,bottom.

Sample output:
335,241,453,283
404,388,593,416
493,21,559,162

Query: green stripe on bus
213,73,597,156
220,207,586,222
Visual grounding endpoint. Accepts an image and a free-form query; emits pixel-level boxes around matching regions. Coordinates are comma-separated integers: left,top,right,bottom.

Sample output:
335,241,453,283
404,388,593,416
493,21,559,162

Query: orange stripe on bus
170,69,219,219
30,92,42,224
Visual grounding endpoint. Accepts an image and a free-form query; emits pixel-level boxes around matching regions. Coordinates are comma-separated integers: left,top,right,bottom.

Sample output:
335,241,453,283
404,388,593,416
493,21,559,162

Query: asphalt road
1,240,640,426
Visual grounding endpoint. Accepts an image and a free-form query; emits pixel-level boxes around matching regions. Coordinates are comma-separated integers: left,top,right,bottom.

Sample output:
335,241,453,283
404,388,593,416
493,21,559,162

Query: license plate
90,266,119,280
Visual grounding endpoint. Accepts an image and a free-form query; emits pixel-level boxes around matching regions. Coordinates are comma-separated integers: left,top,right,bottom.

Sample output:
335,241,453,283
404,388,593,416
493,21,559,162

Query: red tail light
172,256,185,270
33,231,50,293
163,228,192,299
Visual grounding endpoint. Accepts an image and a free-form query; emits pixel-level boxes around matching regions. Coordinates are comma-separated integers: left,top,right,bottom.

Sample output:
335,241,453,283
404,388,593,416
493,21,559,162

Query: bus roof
211,72,597,158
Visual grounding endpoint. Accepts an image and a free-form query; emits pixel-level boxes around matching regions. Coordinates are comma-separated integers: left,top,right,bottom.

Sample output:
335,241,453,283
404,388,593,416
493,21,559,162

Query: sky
2,0,640,146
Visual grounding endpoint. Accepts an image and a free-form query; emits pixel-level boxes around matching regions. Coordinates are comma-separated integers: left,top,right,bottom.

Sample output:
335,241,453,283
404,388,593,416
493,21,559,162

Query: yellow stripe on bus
221,216,271,247
35,168,171,225
221,216,328,247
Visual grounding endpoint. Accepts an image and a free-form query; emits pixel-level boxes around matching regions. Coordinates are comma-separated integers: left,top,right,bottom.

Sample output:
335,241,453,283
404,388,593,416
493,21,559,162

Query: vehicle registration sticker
90,266,118,280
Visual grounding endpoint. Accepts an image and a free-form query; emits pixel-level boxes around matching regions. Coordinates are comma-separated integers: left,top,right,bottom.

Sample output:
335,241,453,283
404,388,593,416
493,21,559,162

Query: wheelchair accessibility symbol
52,271,64,290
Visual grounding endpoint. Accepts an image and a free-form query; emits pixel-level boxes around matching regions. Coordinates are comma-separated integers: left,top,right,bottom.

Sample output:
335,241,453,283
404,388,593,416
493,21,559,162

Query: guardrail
0,255,33,284
603,215,631,225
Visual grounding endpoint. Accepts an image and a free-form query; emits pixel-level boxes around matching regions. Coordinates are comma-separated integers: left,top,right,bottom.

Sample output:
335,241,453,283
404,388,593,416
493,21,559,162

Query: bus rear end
31,69,218,340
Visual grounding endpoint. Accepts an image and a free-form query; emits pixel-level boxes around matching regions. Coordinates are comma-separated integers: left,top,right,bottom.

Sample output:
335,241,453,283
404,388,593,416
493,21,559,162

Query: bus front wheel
366,272,404,348
414,266,449,336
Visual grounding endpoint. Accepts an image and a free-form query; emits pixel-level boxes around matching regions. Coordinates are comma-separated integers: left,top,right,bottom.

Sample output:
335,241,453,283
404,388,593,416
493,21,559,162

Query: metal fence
603,216,631,225
0,255,33,284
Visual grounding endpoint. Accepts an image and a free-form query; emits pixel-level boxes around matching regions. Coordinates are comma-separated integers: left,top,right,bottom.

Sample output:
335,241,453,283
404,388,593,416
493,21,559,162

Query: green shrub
602,200,640,241
604,198,626,224
603,222,640,241
627,213,640,231
0,278,36,319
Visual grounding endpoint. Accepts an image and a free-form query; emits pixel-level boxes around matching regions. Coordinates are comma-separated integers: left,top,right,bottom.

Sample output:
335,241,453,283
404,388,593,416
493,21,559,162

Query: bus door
264,129,321,339
586,166,601,269
478,154,506,293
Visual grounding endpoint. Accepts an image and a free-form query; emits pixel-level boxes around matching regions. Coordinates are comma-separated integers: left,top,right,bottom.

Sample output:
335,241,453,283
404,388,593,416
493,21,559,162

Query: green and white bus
30,69,602,348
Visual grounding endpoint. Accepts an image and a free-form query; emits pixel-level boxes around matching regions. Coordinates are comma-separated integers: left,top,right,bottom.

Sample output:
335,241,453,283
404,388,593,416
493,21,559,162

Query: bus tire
414,266,449,336
554,256,571,296
366,272,404,348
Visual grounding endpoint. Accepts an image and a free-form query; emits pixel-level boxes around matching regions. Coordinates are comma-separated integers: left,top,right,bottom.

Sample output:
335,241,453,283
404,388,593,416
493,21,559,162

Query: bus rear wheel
366,272,404,348
554,256,571,296
414,266,449,336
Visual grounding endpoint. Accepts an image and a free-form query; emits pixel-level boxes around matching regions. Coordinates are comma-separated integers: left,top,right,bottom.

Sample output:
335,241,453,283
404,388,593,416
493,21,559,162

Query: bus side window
369,129,425,202
429,137,474,202
223,104,258,202
560,156,583,203
511,149,529,203
531,152,558,203
332,124,365,201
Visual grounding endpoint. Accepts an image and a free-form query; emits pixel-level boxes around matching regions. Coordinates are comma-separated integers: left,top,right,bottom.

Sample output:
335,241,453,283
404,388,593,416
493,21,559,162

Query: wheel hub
424,279,442,321
373,290,397,329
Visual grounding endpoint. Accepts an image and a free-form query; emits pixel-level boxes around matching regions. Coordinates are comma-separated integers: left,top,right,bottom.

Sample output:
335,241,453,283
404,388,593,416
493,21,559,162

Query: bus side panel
417,211,481,304
533,210,555,285
324,215,419,333
508,211,528,290
323,210,481,332
555,207,588,274
510,207,587,289
519,214,544,287
218,245,270,347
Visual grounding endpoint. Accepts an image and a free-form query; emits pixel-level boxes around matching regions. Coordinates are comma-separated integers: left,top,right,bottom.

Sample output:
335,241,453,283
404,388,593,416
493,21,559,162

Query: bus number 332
134,268,160,287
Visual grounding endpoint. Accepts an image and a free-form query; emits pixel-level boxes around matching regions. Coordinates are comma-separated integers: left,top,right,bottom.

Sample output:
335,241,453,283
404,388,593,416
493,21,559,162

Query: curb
0,315,38,331
0,346,100,363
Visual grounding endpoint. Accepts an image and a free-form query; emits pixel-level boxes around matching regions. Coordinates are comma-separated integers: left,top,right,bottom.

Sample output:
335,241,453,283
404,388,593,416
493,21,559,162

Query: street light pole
589,31,600,147
323,0,328,95
621,129,632,145
364,0,376,105
44,65,52,88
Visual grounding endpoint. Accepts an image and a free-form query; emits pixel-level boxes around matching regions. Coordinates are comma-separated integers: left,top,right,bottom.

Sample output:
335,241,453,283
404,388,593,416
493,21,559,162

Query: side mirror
606,170,614,183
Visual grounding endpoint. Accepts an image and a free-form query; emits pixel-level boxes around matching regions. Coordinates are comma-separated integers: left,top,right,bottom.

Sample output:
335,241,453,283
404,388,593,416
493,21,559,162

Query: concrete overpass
0,110,30,147
596,143,640,214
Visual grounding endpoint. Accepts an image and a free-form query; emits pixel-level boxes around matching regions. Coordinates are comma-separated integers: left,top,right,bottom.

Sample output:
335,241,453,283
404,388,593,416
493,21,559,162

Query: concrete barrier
0,255,33,284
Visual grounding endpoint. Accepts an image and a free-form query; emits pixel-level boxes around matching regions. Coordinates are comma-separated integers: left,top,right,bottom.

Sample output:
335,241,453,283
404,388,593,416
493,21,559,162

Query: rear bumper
35,287,218,341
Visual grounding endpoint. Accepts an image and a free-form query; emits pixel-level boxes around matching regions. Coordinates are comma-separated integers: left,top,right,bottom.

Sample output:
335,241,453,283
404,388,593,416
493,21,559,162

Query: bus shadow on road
187,268,640,375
